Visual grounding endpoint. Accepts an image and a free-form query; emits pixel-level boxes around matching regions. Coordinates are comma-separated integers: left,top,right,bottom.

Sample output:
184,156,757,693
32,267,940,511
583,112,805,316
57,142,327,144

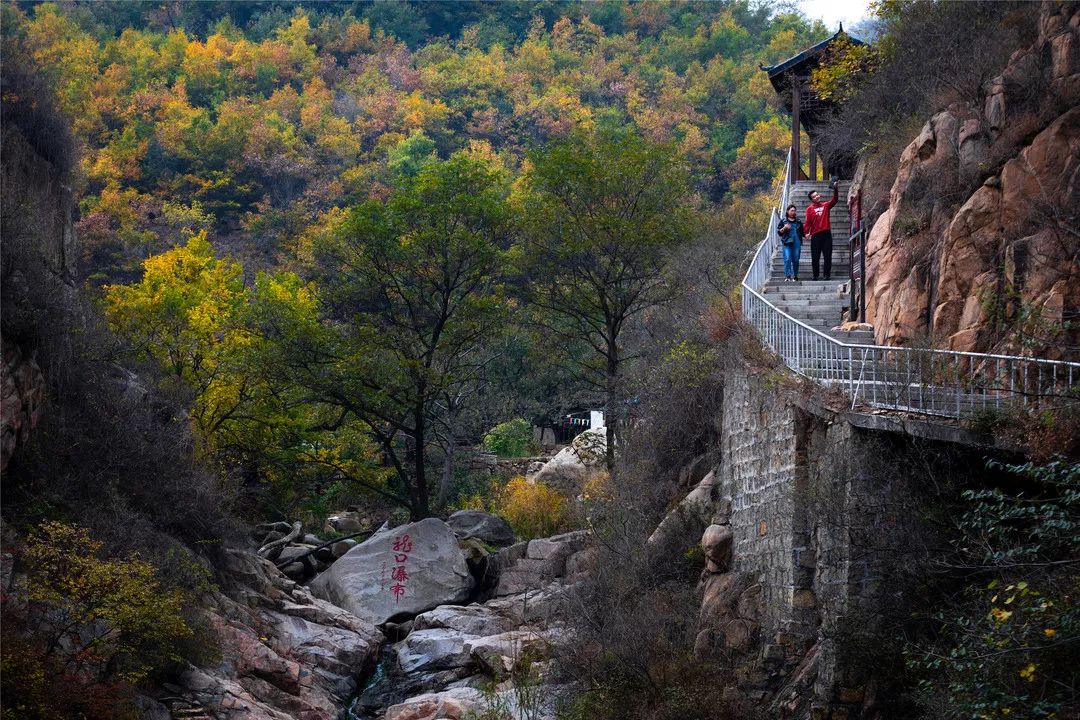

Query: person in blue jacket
777,203,804,282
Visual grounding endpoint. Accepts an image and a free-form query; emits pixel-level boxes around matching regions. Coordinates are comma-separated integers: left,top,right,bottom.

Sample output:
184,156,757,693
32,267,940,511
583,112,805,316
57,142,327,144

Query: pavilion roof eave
761,26,864,94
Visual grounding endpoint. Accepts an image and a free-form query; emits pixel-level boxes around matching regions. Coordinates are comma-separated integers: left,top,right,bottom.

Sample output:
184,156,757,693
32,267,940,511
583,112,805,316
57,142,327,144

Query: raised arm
825,185,839,210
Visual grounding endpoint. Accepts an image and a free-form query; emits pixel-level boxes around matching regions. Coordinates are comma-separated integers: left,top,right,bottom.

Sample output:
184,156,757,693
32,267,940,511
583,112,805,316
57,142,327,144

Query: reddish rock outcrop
175,549,384,720
0,339,46,471
856,2,1080,358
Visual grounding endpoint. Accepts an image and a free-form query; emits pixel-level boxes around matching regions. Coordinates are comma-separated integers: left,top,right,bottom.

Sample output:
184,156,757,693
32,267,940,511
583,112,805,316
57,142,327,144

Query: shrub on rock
493,477,569,541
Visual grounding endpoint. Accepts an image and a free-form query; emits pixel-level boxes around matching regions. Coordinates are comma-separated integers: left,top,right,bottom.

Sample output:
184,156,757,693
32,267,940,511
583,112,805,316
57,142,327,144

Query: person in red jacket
804,183,839,281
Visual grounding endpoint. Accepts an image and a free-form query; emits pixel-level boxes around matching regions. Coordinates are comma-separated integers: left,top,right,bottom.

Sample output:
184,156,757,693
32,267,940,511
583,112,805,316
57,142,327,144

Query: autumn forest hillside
2,0,830,524
6,1,825,283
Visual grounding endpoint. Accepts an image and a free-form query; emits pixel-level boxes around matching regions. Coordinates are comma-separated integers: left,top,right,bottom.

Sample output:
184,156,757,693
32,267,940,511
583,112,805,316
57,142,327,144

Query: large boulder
263,605,382,700
174,549,383,720
361,545,579,719
464,628,548,678
446,510,516,547
494,531,587,596
695,571,762,660
395,627,473,674
325,511,365,534
309,518,474,625
529,428,607,492
413,603,517,637
528,446,586,492
646,471,719,551
701,523,734,573
384,687,486,720
570,427,607,465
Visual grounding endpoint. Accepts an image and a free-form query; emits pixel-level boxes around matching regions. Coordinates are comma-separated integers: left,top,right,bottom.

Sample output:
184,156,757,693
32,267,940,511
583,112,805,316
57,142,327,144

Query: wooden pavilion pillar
790,80,800,185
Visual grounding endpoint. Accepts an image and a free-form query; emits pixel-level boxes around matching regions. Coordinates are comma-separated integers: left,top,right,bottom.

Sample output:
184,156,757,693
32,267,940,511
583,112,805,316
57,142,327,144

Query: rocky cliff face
854,3,1079,357
0,125,77,469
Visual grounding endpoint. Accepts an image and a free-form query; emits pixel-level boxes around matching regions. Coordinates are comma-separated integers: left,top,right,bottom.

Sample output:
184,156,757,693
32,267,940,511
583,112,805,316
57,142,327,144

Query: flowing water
345,644,395,720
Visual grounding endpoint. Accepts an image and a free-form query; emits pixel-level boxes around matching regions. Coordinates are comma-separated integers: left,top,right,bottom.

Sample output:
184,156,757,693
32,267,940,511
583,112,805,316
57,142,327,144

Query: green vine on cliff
906,459,1080,719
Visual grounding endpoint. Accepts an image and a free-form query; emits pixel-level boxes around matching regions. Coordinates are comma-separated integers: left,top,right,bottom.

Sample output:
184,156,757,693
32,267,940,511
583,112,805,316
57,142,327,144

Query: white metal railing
742,149,791,293
740,148,1080,419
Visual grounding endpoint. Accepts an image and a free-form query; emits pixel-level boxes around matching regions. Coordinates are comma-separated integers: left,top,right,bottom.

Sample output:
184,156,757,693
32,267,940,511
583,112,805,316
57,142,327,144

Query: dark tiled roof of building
762,26,863,93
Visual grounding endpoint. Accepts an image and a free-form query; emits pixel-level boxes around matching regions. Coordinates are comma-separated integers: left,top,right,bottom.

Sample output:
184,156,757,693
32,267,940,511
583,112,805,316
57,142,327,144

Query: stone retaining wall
712,370,938,716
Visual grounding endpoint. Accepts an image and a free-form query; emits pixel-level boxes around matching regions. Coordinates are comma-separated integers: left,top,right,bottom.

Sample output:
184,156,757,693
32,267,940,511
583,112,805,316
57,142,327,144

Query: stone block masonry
711,369,939,713
716,371,801,633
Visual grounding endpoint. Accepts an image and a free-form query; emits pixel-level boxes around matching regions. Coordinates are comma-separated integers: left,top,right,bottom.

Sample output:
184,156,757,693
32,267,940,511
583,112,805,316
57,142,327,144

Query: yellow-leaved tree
105,231,253,450
104,232,390,518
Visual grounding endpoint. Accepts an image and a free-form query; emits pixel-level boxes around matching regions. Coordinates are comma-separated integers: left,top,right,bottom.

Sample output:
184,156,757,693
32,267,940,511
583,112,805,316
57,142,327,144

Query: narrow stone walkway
742,168,1079,417
762,181,873,344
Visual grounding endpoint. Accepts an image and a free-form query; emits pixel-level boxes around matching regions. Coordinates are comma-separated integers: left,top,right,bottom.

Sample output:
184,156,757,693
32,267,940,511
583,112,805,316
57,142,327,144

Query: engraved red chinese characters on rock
391,533,412,602
308,517,474,625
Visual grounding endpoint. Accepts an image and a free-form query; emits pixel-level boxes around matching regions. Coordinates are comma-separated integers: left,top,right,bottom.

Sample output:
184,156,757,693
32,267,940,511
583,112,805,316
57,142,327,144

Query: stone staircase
742,163,1079,418
762,181,873,344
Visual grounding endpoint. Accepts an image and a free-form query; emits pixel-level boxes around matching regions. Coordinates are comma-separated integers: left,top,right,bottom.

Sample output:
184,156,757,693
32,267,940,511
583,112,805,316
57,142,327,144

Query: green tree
515,128,698,469
288,151,511,519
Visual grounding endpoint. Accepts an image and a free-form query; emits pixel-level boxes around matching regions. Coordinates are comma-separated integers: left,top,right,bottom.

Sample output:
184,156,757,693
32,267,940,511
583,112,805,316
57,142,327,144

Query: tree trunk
437,432,457,510
604,336,618,471
411,402,431,520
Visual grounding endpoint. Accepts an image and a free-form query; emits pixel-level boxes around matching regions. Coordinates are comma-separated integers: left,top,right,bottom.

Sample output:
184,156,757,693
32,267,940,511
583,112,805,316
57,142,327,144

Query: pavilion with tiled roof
761,26,863,184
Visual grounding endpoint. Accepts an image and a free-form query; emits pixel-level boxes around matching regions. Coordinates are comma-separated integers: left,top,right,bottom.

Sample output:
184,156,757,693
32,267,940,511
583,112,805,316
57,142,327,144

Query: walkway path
741,165,1079,418
762,181,872,344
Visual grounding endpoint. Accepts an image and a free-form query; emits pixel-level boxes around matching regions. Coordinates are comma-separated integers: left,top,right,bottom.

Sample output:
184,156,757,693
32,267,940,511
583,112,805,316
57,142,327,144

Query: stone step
772,257,851,264
772,245,851,255
764,293,850,302
782,235,854,243
774,242,852,251
772,298,845,309
788,211,851,217
777,312,847,324
767,280,848,289
770,272,851,280
769,276,849,284
828,333,875,343
752,319,875,345
786,203,850,212
792,186,849,194
766,303,847,315
771,256,852,263
769,275,849,283
764,283,839,293
783,209,851,220
763,296,842,305
771,262,852,271
772,249,850,257
763,292,840,301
